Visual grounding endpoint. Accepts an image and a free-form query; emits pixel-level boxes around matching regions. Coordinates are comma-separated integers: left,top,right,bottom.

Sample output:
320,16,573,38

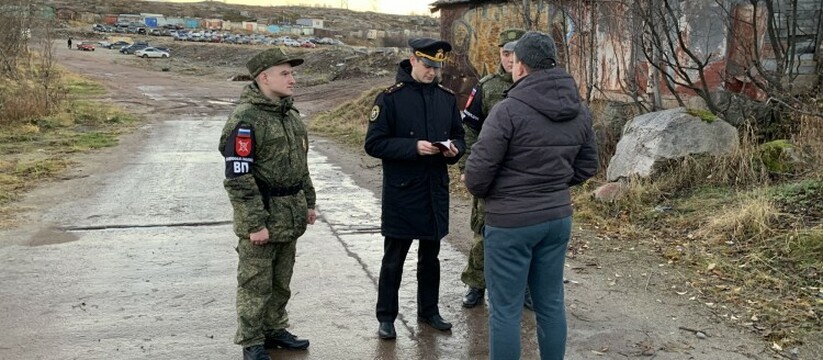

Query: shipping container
185,19,199,29
145,17,158,28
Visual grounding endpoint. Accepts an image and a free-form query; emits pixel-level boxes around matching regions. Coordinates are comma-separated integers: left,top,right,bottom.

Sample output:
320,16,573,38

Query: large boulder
606,107,739,181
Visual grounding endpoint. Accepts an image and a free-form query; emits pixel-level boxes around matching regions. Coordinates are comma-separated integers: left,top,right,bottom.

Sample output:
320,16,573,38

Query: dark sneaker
243,345,271,360
378,321,396,340
418,314,452,331
264,329,310,350
524,287,534,311
462,287,485,308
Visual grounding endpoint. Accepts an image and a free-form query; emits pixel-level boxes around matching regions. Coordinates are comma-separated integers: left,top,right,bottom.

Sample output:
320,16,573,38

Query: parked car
283,39,301,47
120,43,149,54
107,41,131,49
300,41,316,48
77,42,96,51
135,47,170,58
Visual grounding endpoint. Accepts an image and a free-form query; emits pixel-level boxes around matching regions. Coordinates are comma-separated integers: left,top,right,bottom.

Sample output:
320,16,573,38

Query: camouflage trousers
461,196,486,289
234,238,297,347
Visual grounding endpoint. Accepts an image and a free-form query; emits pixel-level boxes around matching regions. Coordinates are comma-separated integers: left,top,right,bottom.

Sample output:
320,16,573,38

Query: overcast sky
156,0,437,16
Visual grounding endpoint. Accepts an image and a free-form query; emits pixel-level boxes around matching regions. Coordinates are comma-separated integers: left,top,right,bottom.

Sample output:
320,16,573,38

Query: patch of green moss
686,108,718,123
759,140,796,173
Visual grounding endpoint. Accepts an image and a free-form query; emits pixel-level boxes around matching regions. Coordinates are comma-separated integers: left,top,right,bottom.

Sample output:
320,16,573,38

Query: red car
300,41,316,48
77,42,96,51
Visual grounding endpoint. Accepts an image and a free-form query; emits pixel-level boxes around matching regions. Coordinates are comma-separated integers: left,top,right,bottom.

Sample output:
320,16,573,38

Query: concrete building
296,18,324,28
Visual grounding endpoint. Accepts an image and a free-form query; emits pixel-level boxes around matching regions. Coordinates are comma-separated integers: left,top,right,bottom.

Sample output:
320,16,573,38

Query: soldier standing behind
67,37,72,49
365,37,466,340
458,29,533,309
219,48,317,360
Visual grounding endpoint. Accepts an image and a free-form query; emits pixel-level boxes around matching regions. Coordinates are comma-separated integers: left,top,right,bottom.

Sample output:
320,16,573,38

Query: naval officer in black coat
365,37,466,340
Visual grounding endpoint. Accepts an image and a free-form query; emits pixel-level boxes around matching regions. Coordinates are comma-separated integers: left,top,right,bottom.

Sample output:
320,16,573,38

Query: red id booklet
433,140,452,152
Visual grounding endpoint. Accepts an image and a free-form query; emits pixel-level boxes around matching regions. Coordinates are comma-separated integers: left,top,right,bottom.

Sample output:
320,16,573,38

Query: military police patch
235,127,253,157
369,105,380,122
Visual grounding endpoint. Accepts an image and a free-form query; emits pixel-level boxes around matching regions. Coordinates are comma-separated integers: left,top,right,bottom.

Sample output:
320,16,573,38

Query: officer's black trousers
376,237,441,322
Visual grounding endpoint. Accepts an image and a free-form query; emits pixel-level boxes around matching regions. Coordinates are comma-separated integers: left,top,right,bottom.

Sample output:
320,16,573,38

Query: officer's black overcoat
364,60,466,241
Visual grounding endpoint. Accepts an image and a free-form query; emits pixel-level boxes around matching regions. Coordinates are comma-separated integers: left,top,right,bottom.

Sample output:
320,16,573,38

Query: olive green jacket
459,65,513,173
459,66,513,233
219,82,316,242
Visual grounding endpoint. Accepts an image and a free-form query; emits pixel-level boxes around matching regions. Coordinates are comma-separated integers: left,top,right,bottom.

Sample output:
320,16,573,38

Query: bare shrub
0,80,52,125
0,0,34,79
792,113,823,175
0,2,63,126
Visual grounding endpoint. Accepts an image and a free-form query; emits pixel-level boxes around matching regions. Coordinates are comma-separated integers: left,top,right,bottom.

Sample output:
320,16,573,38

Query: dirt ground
3,41,818,359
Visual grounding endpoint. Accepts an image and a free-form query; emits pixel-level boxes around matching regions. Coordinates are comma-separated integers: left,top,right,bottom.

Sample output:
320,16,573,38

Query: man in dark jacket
365,37,466,340
465,31,598,360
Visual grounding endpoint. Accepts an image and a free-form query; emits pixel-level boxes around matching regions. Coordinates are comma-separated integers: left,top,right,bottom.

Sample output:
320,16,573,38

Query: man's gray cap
513,31,557,70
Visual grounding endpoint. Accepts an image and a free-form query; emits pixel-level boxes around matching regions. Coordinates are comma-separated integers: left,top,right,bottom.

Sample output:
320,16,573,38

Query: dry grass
308,86,382,148
701,191,778,243
574,107,823,346
0,67,137,227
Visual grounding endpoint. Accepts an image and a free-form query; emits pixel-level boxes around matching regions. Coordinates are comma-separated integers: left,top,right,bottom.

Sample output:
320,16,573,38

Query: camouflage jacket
219,82,316,242
459,65,513,173
458,66,513,233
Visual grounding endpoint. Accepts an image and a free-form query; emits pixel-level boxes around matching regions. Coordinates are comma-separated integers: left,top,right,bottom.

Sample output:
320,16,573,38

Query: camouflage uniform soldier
219,47,317,360
458,29,533,309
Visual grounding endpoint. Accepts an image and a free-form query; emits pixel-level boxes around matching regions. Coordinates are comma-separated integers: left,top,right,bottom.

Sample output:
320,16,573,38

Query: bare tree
0,0,35,79
630,0,821,121
36,17,61,113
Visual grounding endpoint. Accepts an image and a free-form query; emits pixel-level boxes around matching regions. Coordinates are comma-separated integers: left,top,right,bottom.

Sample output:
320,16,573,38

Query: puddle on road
206,99,236,106
137,85,171,101
27,226,79,246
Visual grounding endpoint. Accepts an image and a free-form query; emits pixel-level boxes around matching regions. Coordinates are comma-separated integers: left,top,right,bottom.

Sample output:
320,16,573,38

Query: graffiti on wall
442,2,577,106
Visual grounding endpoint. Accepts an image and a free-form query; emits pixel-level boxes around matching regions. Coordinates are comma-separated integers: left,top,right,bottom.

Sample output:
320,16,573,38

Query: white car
283,39,301,47
134,47,170,58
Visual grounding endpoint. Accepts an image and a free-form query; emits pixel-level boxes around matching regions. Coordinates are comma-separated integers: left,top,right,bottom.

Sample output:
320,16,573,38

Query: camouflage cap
499,28,526,47
246,48,304,78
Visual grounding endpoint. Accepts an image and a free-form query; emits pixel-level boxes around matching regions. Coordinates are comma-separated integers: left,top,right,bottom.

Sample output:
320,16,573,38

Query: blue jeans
484,217,572,360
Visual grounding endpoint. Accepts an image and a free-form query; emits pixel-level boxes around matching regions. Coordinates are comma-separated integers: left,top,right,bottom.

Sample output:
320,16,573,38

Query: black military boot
462,287,485,308
378,321,396,340
243,345,271,360
418,314,452,331
524,287,534,311
265,329,310,350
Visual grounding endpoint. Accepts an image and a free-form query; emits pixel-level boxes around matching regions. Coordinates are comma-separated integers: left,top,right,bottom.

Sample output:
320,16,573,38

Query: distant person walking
465,31,598,359
67,38,72,49
219,47,317,360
